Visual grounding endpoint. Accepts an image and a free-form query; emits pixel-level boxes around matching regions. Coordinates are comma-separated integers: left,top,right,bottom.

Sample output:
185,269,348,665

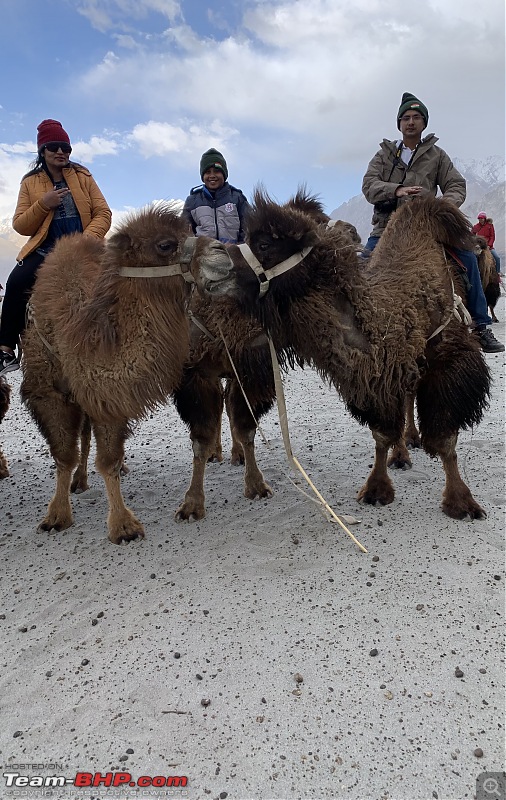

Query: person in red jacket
472,212,501,273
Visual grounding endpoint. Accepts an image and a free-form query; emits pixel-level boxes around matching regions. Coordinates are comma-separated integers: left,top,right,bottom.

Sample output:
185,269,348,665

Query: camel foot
175,496,206,522
120,462,130,476
71,470,90,494
38,509,74,533
357,478,395,507
0,459,9,479
231,447,244,466
406,433,422,449
387,448,412,470
207,452,224,464
108,511,145,544
441,491,487,520
244,478,273,500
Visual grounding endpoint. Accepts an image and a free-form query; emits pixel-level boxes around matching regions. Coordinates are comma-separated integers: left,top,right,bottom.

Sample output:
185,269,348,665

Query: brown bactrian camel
0,377,10,478
189,192,491,520
173,189,362,521
20,204,236,544
475,235,501,323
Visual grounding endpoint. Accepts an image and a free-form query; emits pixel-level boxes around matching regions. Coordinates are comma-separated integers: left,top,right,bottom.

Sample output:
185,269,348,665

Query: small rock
454,667,464,678
13,731,23,738
201,698,211,707
126,748,134,754
416,604,424,611
174,652,181,659
473,747,484,758
372,556,380,562
196,673,203,680
91,618,98,626
369,648,378,657
479,668,487,674
81,659,89,666
119,755,128,762
219,793,228,799
294,673,304,684
384,690,393,700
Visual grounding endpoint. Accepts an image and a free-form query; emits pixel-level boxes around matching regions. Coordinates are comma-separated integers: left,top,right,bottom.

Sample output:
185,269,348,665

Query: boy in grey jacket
182,148,249,244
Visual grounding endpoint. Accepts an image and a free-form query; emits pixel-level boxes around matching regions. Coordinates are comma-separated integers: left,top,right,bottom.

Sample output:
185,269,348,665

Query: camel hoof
245,481,273,500
387,455,412,470
120,462,130,476
71,479,90,494
175,501,205,522
207,453,223,464
357,483,395,507
37,518,73,533
109,528,145,545
231,449,245,466
0,466,9,479
441,500,487,520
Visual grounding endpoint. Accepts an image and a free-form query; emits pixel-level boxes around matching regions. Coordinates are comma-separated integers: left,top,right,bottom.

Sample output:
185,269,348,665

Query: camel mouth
202,275,238,297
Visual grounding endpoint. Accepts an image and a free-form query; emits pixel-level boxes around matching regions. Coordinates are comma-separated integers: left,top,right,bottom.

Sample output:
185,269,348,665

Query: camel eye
158,241,175,252
258,242,270,252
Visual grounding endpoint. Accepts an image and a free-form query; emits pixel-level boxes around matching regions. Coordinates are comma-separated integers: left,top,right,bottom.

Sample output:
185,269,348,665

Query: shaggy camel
190,192,491,520
20,204,236,543
173,189,362,521
0,377,10,478
475,235,501,323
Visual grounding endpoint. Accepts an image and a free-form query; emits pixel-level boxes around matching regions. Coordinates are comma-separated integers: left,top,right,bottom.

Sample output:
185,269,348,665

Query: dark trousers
0,251,45,350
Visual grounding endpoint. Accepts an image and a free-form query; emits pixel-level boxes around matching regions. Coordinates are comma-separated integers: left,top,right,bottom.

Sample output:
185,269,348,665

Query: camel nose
201,240,235,280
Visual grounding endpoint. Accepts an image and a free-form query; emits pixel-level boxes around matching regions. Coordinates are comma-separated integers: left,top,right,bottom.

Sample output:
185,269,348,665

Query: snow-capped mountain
330,155,506,257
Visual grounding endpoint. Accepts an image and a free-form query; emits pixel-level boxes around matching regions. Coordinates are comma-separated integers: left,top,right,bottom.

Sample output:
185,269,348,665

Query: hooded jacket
472,219,495,248
182,182,249,244
362,134,466,238
13,163,112,260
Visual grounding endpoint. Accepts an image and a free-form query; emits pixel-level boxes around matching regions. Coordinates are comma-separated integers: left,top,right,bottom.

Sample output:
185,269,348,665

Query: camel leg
92,421,145,544
208,409,224,463
71,415,91,493
0,379,10,478
435,433,486,519
24,393,83,532
357,428,397,506
416,337,488,519
173,372,223,521
0,449,8,479
225,379,273,500
387,394,421,469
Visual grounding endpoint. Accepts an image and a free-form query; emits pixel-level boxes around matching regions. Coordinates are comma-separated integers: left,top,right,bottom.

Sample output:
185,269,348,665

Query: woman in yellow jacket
0,119,111,376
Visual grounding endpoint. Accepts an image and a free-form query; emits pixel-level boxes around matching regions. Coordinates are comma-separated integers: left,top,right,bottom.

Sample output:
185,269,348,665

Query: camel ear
108,231,131,252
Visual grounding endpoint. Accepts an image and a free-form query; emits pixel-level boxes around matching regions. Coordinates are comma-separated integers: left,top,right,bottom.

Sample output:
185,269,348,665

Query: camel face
191,238,239,297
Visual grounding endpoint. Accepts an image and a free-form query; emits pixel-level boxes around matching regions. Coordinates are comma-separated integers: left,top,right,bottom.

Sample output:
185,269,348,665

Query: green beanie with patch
200,148,228,181
397,92,429,129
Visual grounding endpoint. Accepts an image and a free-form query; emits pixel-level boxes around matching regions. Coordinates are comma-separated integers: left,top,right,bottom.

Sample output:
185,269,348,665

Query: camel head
189,187,324,310
473,234,488,256
107,202,236,297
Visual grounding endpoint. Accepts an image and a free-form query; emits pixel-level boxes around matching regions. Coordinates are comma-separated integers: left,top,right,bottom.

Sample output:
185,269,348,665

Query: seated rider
361,92,504,354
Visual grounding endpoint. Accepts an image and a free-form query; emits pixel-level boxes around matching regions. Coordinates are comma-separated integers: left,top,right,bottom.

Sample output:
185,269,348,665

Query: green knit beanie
397,92,429,129
200,148,228,181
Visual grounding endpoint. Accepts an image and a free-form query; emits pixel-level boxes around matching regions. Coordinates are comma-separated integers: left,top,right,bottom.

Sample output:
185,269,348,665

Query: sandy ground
0,304,504,800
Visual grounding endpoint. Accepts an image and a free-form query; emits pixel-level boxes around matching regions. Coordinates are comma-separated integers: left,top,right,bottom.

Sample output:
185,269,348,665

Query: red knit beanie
37,119,71,152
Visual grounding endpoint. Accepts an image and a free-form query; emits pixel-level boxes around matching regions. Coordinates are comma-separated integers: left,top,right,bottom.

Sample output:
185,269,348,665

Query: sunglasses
44,142,72,154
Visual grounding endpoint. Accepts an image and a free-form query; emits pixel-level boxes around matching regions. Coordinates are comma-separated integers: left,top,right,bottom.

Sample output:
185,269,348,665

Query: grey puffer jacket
362,134,466,238
182,182,249,244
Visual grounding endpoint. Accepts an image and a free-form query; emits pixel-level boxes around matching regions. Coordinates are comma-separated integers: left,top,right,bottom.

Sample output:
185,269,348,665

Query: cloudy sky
0,0,504,224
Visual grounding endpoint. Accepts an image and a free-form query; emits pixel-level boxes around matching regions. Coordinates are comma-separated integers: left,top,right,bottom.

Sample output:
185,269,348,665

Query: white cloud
74,0,504,169
76,0,181,32
128,120,239,160
72,136,121,163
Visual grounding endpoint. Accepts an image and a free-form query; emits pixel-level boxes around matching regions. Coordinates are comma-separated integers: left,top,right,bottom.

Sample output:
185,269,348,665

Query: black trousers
0,251,45,350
